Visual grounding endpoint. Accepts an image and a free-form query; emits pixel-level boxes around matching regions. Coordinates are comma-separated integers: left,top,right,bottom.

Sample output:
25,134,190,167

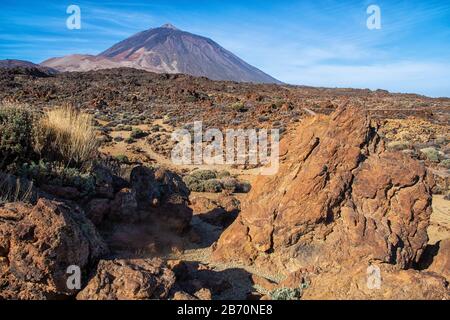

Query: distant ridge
0,59,58,74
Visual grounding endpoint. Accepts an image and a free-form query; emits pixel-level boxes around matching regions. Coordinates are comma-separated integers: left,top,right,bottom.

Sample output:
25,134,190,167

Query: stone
427,239,450,280
194,288,212,300
0,199,107,299
213,106,435,283
109,188,138,222
76,258,175,300
85,198,110,225
130,166,192,233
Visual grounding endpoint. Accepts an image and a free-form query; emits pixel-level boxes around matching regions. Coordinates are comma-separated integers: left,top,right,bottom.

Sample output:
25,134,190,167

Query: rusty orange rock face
213,106,434,274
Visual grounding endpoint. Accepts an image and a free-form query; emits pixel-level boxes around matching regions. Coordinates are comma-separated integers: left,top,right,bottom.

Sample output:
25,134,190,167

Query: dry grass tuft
0,172,34,204
34,106,99,167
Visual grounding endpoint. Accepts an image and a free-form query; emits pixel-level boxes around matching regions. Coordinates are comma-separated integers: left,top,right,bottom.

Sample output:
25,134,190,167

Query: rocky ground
0,67,449,300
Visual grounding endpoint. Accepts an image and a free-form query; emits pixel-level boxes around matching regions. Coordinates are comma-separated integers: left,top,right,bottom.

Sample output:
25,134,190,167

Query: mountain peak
160,23,179,30
42,25,281,84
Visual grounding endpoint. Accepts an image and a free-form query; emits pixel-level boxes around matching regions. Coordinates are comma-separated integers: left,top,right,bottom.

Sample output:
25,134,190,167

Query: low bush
130,128,148,139
18,161,95,196
270,287,303,300
190,170,217,181
183,170,251,194
221,177,239,192
182,175,205,192
0,105,35,169
231,102,248,112
387,141,410,151
203,179,223,193
440,159,450,169
420,147,440,162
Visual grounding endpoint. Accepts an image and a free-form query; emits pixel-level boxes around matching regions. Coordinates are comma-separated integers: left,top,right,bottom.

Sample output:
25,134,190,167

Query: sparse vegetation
115,154,130,164
231,101,248,112
130,128,148,139
0,171,35,204
420,147,440,162
34,106,99,168
183,170,251,193
269,287,303,300
18,160,95,196
0,105,35,169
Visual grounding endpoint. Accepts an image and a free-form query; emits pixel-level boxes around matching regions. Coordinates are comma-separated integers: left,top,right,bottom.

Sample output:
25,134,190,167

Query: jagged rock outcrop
213,106,434,274
76,258,175,300
0,199,108,299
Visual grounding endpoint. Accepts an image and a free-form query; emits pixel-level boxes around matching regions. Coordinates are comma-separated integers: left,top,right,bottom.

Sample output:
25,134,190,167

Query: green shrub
231,102,248,112
115,154,130,164
420,147,440,162
0,106,35,169
203,179,223,193
125,137,135,144
270,287,303,300
183,176,223,193
221,177,239,192
130,128,148,139
183,175,205,192
387,141,410,151
190,170,217,181
18,161,95,196
439,159,450,169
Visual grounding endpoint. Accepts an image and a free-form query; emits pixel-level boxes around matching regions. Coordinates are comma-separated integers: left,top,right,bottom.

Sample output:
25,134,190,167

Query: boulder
0,199,108,299
109,188,138,222
191,195,240,228
129,166,192,233
301,263,449,300
213,106,434,276
76,258,175,300
85,198,110,226
427,239,450,280
93,165,115,199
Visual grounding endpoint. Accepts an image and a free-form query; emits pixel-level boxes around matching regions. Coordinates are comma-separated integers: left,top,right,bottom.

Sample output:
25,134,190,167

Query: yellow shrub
34,106,99,167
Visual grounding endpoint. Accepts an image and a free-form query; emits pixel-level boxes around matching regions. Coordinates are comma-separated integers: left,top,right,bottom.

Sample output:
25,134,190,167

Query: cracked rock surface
213,106,434,274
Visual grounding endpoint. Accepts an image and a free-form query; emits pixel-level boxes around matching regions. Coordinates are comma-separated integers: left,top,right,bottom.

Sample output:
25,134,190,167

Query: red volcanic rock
76,258,175,300
427,239,450,281
213,106,434,275
301,263,449,300
0,199,107,299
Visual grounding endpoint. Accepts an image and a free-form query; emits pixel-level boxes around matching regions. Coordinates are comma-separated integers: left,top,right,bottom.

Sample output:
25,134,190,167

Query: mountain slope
41,24,280,84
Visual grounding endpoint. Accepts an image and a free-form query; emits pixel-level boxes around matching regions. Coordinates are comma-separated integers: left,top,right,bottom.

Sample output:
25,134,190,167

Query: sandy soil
428,195,450,244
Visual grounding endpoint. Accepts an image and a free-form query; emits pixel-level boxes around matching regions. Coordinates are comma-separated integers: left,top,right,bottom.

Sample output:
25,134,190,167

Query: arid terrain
0,66,449,300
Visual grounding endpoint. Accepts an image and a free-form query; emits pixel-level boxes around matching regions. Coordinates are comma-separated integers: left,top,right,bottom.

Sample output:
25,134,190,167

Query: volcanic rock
130,166,192,233
76,258,175,300
0,199,107,299
427,239,450,280
213,106,434,275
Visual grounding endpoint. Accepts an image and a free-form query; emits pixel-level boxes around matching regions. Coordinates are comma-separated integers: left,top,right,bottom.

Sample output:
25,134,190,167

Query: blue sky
1,0,449,97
